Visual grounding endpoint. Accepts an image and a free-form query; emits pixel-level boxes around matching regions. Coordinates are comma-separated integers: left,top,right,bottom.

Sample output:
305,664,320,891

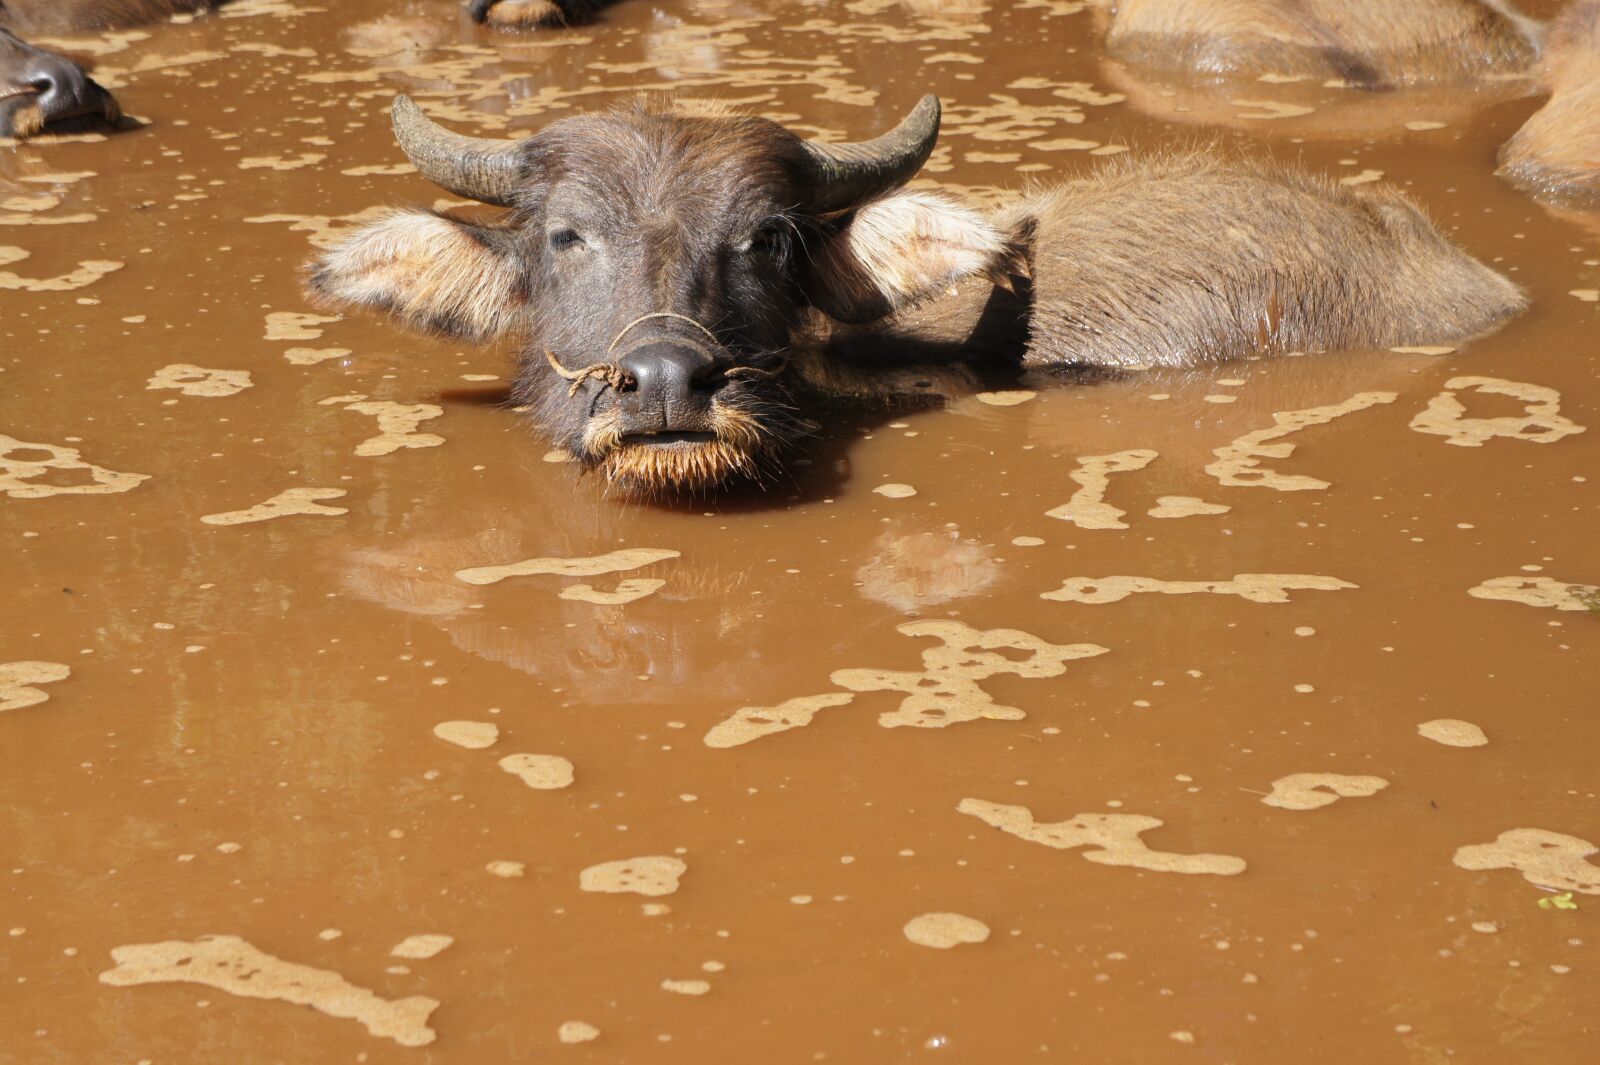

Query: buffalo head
0,29,117,139
312,94,1011,496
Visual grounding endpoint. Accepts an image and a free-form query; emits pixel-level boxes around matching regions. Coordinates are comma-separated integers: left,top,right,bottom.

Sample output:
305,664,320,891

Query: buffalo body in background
0,1,226,138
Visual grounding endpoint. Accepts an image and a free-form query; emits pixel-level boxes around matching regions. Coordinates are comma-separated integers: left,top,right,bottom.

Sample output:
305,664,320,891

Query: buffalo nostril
615,342,720,427
21,53,105,120
618,344,718,394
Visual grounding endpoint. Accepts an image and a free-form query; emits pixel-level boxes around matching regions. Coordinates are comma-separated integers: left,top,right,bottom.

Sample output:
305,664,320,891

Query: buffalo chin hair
602,439,758,494
581,403,775,494
6,102,45,139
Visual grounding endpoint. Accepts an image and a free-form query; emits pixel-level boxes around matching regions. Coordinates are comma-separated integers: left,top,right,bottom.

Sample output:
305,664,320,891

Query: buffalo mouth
620,430,718,447
0,84,120,139
580,409,768,495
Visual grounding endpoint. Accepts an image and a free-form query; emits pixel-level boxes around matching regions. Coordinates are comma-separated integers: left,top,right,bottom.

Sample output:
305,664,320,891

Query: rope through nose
544,348,633,398
604,311,723,355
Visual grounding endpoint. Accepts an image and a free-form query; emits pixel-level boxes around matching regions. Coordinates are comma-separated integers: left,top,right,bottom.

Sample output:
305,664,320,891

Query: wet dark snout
615,339,721,439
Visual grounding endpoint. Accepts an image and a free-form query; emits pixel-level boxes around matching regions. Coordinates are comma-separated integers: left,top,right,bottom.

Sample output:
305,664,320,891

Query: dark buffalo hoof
0,31,120,139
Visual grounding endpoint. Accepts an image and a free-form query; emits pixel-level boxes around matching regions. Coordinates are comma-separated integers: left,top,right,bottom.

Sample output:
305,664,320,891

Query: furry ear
804,190,1019,325
309,209,525,341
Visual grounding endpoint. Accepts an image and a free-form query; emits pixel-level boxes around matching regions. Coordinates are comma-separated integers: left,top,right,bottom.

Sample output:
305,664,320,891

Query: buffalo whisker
545,348,634,398
724,357,789,381
0,86,41,104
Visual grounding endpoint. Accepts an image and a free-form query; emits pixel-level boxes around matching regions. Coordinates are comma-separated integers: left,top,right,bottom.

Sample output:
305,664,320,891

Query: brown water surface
2,1,1597,1062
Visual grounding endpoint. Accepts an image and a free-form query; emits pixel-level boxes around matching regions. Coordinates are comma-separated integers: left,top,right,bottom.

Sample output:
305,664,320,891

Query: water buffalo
310,95,1523,497
0,28,117,138
0,1,229,138
1099,0,1543,87
0,1,223,33
1499,0,1600,204
466,0,611,31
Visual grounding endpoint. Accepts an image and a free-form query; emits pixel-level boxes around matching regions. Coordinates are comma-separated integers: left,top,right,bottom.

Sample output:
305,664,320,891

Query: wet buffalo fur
466,0,614,31
829,152,1526,371
1101,0,1541,87
0,1,224,33
1499,0,1600,204
311,100,1524,497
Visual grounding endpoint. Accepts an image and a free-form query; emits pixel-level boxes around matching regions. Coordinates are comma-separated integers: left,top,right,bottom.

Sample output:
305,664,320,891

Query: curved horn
391,94,524,207
803,94,942,214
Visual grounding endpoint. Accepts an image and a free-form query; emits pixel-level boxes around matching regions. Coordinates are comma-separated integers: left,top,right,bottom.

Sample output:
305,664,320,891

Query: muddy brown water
2,0,1597,1062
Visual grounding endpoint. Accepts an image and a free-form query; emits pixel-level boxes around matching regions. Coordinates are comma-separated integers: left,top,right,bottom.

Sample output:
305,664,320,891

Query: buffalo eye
745,220,792,267
548,227,584,250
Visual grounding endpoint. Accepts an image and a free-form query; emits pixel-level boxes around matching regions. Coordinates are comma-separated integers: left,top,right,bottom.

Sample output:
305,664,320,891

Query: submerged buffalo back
0,0,221,33
839,153,1524,374
1104,0,1539,86
1498,0,1600,205
1011,154,1524,369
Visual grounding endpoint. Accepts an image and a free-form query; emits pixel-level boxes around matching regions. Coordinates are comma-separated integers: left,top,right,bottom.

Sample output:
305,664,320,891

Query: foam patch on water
98,935,439,1046
559,1020,600,1043
1453,829,1600,895
704,693,856,748
265,311,340,340
958,799,1246,875
1,436,149,499
200,487,348,526
579,856,686,897
91,49,227,90
246,207,394,250
0,188,97,222
390,934,453,960
1233,98,1316,120
873,483,918,498
1468,576,1598,612
319,397,445,456
341,164,418,177
1146,496,1230,519
146,364,253,397
557,578,665,605
0,247,123,292
1409,377,1585,447
1208,392,1397,490
499,753,574,790
239,153,326,171
832,620,1107,729
661,978,711,995
284,347,351,365
903,912,990,948
487,860,525,878
1042,574,1355,604
1261,773,1389,810
0,662,70,712
974,390,1036,406
1045,449,1157,529
456,549,679,586
1418,719,1488,747
432,720,499,749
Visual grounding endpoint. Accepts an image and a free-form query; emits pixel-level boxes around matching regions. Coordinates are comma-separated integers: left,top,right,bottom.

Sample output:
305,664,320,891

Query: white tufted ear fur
310,209,525,341
806,190,1017,324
